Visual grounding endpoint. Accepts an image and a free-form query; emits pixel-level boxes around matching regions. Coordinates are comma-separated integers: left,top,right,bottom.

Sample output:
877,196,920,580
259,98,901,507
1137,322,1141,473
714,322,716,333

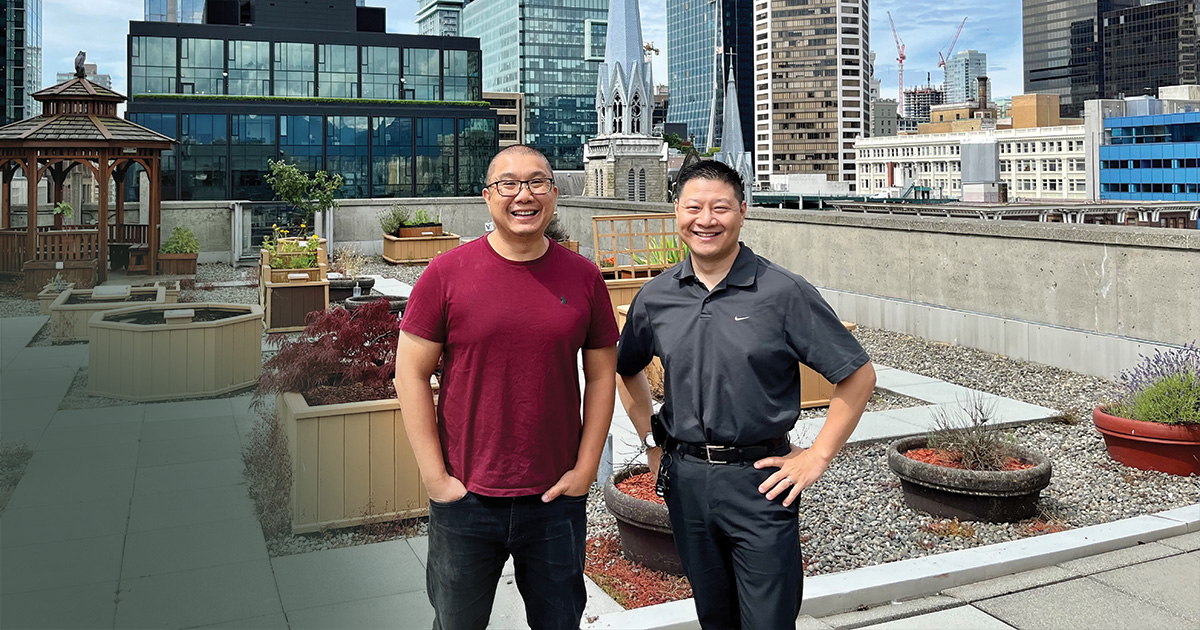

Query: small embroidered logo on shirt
735,316,750,321
561,296,567,305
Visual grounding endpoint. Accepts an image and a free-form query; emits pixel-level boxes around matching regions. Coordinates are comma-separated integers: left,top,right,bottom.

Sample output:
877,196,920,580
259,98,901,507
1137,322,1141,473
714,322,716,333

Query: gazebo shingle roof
0,76,174,145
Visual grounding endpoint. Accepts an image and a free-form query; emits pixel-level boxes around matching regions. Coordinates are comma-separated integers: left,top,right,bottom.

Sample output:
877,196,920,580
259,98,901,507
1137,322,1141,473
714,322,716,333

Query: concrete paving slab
48,404,145,428
126,484,256,533
136,432,243,468
121,516,268,579
941,566,1079,602
802,411,928,446
115,559,282,629
974,397,1060,425
0,429,43,449
140,414,240,442
6,345,89,371
6,464,135,510
141,397,235,423
1089,553,1200,622
0,366,76,402
818,595,960,628
286,589,434,630
1159,531,1200,552
0,315,48,344
0,396,60,434
271,538,426,612
0,533,124,595
366,276,413,298
1057,541,1181,575
855,605,1014,630
795,616,836,630
190,612,292,629
20,441,139,479
0,580,118,630
133,457,246,496
885,382,991,406
0,498,131,547
872,370,941,391
1155,504,1200,532
973,577,1192,630
34,419,143,451
408,535,429,568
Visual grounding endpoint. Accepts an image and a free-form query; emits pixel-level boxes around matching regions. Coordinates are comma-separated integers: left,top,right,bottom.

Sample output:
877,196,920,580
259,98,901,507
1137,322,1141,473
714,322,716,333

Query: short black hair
485,144,554,184
674,159,744,203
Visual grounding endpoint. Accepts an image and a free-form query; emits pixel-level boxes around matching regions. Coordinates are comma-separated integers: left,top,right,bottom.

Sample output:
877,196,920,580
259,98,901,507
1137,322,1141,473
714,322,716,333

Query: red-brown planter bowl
1093,406,1200,476
603,465,684,575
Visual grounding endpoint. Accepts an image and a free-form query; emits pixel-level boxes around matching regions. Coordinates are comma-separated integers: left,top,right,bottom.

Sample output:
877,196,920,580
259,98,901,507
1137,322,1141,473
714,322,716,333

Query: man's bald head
485,145,554,184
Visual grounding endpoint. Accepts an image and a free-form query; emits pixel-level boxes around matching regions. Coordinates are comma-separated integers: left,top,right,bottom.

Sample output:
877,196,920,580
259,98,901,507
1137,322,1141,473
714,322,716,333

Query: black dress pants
664,446,803,629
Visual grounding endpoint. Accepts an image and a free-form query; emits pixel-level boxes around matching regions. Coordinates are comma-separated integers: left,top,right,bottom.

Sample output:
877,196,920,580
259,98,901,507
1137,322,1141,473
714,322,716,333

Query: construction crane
888,11,906,116
937,17,968,69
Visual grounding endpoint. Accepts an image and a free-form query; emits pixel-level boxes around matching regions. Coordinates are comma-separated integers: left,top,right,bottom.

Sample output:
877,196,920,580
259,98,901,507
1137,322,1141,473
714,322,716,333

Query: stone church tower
583,0,668,202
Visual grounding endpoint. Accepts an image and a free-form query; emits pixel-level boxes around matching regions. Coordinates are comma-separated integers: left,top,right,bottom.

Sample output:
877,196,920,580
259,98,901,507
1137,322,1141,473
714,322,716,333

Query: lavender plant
1109,342,1200,425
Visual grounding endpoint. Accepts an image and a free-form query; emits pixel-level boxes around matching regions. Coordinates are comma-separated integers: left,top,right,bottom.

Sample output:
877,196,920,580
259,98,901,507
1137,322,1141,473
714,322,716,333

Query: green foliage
1110,373,1200,425
702,146,720,157
413,209,433,225
53,201,74,218
135,93,491,108
160,226,200,254
664,132,687,150
270,231,321,270
632,235,690,266
926,394,1017,471
378,204,411,236
265,160,343,228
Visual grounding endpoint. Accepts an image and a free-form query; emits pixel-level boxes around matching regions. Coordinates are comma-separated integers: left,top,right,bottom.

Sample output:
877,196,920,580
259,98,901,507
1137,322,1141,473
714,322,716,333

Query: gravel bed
0,296,42,319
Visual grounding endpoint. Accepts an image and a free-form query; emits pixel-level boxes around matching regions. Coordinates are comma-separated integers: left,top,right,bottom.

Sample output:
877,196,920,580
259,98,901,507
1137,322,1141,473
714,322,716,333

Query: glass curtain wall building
1099,111,1200,202
666,0,754,153
463,0,608,170
1102,0,1199,99
3,0,42,124
945,50,988,104
127,3,495,201
145,0,206,23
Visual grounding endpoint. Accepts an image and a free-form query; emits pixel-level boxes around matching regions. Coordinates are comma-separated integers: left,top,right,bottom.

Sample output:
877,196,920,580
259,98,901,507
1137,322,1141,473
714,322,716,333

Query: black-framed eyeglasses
486,178,555,196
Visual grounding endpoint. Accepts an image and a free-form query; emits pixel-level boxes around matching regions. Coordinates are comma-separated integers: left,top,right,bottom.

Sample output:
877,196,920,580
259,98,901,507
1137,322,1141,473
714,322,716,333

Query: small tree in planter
887,395,1052,523
158,226,200,275
265,159,343,234
247,301,433,534
1094,343,1200,475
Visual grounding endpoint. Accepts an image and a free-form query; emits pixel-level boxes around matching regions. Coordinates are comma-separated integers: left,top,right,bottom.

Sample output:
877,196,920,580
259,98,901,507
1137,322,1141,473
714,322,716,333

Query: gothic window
594,169,602,195
630,92,643,135
613,94,624,134
638,169,647,201
627,169,636,201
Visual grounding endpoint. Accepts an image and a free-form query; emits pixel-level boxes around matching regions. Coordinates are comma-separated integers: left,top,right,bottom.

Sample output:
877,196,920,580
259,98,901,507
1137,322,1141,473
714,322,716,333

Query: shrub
1108,343,1200,425
159,226,201,254
265,159,343,229
378,204,411,236
545,214,571,243
925,394,1016,471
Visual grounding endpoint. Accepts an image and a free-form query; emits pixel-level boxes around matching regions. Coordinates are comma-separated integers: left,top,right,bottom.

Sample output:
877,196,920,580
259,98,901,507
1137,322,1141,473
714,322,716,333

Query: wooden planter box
397,225,444,238
382,232,461,264
49,286,167,342
277,391,430,534
559,240,580,254
23,259,97,297
157,252,198,275
156,280,181,304
38,282,76,314
264,264,325,284
616,304,665,395
275,238,328,266
263,278,329,333
605,277,652,321
86,303,263,402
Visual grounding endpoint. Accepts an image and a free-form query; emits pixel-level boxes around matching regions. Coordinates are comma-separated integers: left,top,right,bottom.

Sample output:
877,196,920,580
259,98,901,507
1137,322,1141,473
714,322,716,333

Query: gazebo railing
35,230,100,262
110,224,149,245
0,231,24,273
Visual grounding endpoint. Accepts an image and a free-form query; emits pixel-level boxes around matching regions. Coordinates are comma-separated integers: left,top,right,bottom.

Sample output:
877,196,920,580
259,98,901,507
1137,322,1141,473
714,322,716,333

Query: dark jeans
665,445,803,629
426,491,588,630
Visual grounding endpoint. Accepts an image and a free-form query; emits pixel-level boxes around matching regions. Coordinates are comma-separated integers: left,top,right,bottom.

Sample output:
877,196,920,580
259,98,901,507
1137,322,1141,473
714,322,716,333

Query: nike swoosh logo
735,316,750,321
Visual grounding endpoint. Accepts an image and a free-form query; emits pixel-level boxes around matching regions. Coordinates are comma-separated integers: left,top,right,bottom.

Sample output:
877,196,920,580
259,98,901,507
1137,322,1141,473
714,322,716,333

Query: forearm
619,371,655,438
396,371,451,485
575,370,616,480
807,362,876,464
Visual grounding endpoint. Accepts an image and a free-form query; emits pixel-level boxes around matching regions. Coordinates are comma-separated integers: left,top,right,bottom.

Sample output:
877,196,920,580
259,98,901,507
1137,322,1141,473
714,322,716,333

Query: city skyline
38,0,1024,114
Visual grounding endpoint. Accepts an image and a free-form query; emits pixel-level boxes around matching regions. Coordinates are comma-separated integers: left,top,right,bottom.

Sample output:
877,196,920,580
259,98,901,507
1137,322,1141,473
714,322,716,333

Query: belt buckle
704,444,734,464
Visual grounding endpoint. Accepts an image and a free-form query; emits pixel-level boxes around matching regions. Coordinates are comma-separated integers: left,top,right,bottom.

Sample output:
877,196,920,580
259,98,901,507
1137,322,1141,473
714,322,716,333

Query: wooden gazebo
0,70,175,292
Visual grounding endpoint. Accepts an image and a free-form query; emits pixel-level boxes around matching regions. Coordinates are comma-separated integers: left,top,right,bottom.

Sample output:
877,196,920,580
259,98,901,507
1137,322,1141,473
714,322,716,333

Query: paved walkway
2,313,1196,629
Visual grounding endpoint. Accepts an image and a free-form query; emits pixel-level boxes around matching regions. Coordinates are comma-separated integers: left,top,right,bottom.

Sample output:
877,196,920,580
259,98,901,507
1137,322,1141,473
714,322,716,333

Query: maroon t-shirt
400,236,620,497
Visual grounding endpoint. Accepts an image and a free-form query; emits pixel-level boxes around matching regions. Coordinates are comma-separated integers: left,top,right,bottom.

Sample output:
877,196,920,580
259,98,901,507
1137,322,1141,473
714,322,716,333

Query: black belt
675,437,788,464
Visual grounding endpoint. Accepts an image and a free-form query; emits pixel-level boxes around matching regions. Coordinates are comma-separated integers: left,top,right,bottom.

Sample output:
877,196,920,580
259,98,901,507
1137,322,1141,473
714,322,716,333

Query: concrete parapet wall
162,201,236,264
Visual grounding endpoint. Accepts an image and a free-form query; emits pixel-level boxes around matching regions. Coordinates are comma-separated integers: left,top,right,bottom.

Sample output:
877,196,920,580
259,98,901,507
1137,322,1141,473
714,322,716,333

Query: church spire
721,67,744,155
604,0,645,74
595,0,652,137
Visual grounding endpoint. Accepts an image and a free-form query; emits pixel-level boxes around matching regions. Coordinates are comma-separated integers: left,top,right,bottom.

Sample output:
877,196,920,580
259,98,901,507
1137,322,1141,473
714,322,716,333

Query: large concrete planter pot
603,465,684,575
1093,406,1200,476
887,436,1052,522
277,391,431,534
87,303,263,401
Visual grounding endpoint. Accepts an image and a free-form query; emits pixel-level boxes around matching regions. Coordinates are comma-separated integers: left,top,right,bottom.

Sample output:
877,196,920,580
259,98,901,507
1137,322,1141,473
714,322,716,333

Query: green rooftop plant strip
134,93,492,108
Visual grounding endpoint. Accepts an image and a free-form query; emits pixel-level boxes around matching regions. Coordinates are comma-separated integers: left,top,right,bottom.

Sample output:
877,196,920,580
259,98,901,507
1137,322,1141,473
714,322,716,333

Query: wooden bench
127,244,150,273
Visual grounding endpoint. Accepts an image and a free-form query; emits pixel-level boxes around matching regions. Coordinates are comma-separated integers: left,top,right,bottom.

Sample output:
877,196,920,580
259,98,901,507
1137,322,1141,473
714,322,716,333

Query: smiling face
482,149,558,244
674,176,747,267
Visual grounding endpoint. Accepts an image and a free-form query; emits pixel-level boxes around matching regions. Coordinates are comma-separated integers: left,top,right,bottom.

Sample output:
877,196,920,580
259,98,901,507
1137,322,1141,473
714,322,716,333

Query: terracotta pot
886,436,1053,523
602,465,683,575
1092,406,1200,476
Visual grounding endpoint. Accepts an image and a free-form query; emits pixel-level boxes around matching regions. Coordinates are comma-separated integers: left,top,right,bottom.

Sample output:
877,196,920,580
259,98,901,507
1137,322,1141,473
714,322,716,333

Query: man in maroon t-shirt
395,145,620,630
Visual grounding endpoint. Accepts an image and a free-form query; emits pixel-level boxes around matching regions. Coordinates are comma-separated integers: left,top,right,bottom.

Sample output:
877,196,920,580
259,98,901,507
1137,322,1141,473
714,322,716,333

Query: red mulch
616,472,665,505
1022,519,1071,536
904,448,1035,471
584,534,692,609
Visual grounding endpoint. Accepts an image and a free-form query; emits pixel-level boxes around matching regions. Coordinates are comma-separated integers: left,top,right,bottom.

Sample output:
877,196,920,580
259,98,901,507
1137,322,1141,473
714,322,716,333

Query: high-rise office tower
56,64,113,90
462,0,608,169
945,50,988,104
1023,0,1137,118
1103,0,1199,98
666,0,754,154
753,0,870,189
144,0,206,23
3,0,42,123
417,0,464,37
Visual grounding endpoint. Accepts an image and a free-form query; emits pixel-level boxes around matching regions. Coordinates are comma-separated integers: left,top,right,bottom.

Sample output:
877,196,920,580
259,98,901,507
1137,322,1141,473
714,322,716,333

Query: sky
40,0,1024,103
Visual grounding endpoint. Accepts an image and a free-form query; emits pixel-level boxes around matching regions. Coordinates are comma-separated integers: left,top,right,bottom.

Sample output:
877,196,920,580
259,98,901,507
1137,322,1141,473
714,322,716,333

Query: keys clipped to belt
655,452,672,499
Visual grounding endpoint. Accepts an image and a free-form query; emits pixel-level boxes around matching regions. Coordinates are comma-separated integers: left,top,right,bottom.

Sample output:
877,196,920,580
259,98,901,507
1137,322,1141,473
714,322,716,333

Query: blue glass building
144,0,206,23
126,0,496,201
463,0,608,170
1099,111,1200,202
3,0,42,124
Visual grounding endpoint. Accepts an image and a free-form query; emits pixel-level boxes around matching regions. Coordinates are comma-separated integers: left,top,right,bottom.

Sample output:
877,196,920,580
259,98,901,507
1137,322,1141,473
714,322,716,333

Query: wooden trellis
592,213,687,278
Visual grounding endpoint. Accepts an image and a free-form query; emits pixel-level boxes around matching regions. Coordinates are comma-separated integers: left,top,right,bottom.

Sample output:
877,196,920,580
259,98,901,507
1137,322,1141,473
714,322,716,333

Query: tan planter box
86,303,263,402
382,232,461,264
49,286,167,342
604,276,652,321
157,252,198,275
263,278,329,333
560,240,580,254
264,263,325,284
275,238,328,266
397,225,444,238
277,392,430,534
616,304,665,395
155,280,181,304
38,282,76,314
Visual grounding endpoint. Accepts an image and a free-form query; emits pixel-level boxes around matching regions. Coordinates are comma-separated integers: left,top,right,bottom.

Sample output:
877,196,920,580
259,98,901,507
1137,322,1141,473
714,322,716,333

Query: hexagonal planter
50,286,166,342
87,303,263,402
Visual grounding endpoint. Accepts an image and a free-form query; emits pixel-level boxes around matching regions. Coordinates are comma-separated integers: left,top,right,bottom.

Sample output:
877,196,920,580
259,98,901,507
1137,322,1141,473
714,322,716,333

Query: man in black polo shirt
616,160,876,629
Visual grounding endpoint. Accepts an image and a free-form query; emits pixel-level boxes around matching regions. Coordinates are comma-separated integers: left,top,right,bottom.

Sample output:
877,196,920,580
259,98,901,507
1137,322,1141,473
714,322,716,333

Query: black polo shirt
616,244,869,445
